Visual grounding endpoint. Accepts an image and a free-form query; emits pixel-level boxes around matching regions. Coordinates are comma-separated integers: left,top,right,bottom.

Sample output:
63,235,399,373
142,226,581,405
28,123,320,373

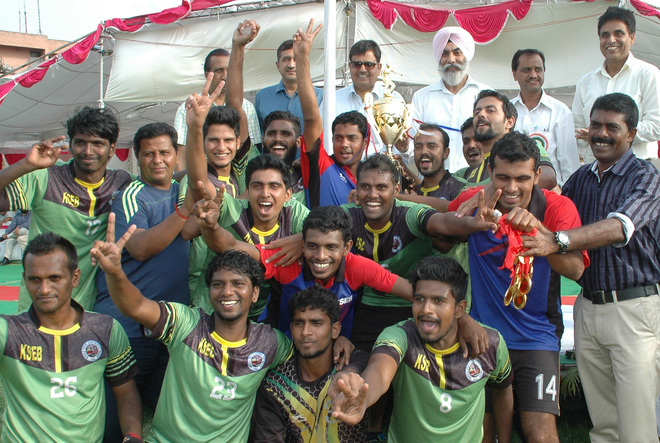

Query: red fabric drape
3,154,27,165
367,0,532,43
115,148,130,162
16,57,58,88
61,24,103,64
629,0,660,19
148,1,191,24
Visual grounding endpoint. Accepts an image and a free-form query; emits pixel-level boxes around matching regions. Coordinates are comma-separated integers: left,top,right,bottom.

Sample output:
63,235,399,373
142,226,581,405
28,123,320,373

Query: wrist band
122,433,142,443
175,207,188,220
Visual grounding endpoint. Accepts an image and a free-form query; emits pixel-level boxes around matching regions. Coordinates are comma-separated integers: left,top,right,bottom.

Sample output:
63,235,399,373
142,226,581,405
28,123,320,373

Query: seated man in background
0,209,30,264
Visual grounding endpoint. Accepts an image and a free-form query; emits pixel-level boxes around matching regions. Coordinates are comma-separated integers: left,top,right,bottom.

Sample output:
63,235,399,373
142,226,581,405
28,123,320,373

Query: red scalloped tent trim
367,0,532,43
2,0,659,106
367,0,659,44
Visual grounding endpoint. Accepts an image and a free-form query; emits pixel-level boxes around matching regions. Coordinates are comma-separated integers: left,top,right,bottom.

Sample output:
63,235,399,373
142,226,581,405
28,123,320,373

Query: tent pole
322,0,336,151
98,38,105,109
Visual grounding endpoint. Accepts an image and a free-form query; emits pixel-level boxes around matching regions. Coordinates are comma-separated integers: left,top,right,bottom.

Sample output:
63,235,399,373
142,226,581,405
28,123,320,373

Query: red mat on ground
0,286,19,301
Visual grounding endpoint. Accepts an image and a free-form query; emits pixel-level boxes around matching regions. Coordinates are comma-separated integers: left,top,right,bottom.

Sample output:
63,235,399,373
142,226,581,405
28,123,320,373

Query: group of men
0,5,657,443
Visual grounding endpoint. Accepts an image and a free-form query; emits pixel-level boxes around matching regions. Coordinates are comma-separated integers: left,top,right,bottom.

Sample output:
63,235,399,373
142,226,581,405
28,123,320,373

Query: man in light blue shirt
255,39,323,135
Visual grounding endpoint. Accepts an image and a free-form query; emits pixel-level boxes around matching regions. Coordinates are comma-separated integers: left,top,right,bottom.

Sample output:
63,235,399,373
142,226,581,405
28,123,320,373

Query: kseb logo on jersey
62,192,80,208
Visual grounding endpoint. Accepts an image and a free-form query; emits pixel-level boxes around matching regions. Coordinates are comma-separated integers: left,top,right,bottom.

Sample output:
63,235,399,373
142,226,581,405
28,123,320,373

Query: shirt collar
348,81,386,100
598,52,635,78
274,79,286,93
512,90,551,112
589,147,636,179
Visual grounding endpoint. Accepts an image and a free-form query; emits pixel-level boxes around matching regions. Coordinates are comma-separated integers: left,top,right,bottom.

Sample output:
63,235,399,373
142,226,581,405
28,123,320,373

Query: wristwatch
554,231,570,254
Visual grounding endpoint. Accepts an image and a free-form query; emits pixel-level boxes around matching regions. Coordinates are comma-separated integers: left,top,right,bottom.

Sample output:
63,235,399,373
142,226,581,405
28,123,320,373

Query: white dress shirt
321,81,407,160
512,91,580,186
573,53,660,162
411,76,490,173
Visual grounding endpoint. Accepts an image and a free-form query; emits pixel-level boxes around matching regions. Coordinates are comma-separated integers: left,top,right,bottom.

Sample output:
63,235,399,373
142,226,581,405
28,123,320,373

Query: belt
583,284,660,305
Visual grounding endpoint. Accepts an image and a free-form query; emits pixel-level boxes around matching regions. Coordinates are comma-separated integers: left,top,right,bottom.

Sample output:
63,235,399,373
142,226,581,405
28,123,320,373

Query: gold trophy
364,65,413,189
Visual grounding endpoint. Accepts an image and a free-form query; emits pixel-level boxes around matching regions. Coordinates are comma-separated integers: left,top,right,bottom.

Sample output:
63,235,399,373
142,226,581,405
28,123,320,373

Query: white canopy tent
0,0,658,154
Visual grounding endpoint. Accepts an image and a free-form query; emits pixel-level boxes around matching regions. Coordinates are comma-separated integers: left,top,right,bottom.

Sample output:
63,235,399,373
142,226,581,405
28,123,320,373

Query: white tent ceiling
0,0,658,151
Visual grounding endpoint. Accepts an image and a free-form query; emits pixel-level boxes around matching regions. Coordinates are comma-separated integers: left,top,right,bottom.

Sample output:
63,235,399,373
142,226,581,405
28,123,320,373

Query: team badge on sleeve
465,359,484,382
247,352,266,371
81,340,103,362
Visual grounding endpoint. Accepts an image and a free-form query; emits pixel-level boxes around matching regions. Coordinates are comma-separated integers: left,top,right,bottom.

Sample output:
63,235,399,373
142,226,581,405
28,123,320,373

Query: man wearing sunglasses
320,40,407,160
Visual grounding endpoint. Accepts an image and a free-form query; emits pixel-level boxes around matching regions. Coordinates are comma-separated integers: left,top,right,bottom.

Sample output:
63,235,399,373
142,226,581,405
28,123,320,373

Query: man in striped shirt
524,92,660,442
94,122,194,440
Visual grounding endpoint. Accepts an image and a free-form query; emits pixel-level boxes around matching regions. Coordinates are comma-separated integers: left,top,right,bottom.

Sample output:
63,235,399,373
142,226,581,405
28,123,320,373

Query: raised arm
191,181,261,262
90,213,161,330
294,19,323,151
185,74,225,201
0,136,65,195
227,20,259,144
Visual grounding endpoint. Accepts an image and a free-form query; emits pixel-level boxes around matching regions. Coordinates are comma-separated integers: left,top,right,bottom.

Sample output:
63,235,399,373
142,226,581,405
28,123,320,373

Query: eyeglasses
350,61,378,70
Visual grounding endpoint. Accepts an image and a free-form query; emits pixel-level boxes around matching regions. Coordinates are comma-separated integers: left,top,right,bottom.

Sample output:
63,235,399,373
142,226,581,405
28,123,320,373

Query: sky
0,0,179,42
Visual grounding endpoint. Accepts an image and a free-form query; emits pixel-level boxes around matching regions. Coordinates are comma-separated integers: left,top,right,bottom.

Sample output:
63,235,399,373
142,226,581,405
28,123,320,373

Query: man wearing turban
411,27,491,172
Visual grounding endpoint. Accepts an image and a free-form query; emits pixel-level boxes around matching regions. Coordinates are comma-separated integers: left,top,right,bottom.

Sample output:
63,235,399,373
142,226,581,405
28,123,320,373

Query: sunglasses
350,61,378,70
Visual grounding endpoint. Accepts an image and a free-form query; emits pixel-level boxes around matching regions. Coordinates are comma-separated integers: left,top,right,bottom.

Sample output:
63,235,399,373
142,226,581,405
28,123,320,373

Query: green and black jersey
0,161,131,310
0,302,137,442
373,320,512,442
146,302,294,442
342,200,436,307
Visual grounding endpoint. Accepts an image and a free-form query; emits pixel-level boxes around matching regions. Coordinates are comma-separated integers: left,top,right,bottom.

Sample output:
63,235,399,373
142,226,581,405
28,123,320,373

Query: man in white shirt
411,27,490,173
511,49,580,186
573,6,660,164
173,48,262,169
321,40,405,160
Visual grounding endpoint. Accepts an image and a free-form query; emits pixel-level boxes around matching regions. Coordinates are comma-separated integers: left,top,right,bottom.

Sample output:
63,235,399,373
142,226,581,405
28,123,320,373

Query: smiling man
522,93,660,442
0,107,132,311
453,117,484,181
331,257,514,442
411,27,491,172
252,286,368,442
93,122,193,441
294,20,370,207
413,123,464,200
448,131,589,442
260,110,306,205
94,217,296,443
510,49,580,186
573,7,660,164
193,204,412,339
0,232,141,442
344,153,495,355
320,39,404,158
200,154,309,319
